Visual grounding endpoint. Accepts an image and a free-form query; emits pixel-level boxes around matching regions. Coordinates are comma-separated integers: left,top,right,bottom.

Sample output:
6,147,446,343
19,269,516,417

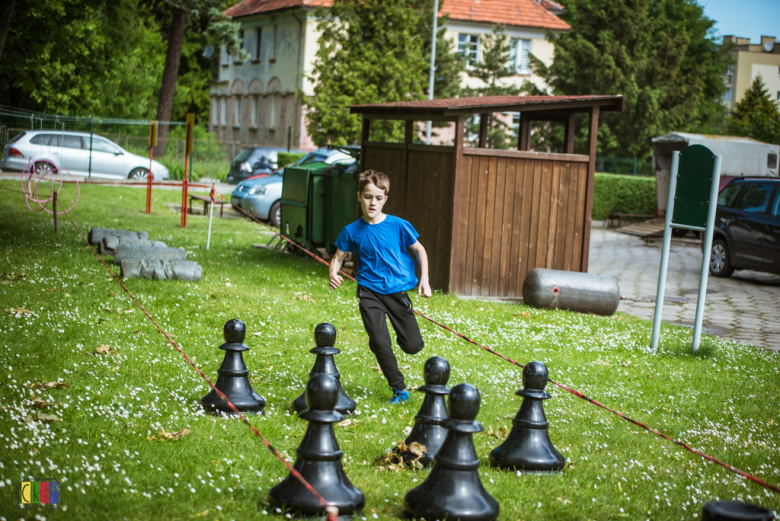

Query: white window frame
509,38,532,74
251,96,259,127
211,98,218,125
220,46,229,67
726,65,733,84
458,34,480,70
724,87,732,101
234,96,241,126
220,97,227,126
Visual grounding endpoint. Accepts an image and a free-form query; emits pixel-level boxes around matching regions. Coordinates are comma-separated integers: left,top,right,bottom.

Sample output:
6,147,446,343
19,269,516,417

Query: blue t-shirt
335,215,419,294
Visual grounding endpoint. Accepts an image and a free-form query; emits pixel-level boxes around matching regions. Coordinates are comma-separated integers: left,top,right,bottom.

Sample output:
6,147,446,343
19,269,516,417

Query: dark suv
709,178,780,277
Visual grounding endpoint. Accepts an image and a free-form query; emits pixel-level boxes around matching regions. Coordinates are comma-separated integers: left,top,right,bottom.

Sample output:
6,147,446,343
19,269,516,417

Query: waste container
280,160,360,254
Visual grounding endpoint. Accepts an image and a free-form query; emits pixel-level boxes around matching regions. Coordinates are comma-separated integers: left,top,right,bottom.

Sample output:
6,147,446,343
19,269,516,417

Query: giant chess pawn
404,383,499,521
269,374,365,518
489,361,565,473
702,501,774,521
201,319,266,415
400,356,451,466
293,323,356,415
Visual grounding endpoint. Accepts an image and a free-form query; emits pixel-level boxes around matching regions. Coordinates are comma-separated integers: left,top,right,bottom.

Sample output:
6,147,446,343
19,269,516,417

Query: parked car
225,147,307,184
708,177,780,277
230,146,358,227
1,130,169,180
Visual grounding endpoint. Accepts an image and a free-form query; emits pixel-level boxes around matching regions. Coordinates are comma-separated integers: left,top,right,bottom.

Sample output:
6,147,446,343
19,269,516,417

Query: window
220,97,227,126
458,34,480,69
61,135,83,149
251,96,259,127
724,87,732,100
30,134,51,145
777,91,780,101
770,153,778,169
509,38,532,73
234,96,241,126
235,30,244,62
220,46,229,66
268,95,276,129
211,98,218,125
772,190,780,217
717,184,742,207
255,28,262,61
726,65,733,84
740,183,773,213
272,25,278,61
91,139,119,154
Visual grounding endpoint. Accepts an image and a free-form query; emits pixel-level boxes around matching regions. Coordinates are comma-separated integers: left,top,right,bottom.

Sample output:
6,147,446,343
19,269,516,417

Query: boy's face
358,182,388,220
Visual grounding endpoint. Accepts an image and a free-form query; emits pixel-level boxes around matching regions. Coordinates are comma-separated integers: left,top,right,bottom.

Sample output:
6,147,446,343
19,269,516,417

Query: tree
727,75,780,144
462,24,523,149
535,0,731,158
306,0,461,146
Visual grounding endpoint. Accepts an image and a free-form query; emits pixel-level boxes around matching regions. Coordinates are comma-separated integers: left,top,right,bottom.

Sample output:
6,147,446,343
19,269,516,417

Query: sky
699,0,780,41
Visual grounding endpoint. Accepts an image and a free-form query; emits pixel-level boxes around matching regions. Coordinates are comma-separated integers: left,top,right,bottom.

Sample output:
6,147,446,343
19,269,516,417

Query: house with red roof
209,0,569,151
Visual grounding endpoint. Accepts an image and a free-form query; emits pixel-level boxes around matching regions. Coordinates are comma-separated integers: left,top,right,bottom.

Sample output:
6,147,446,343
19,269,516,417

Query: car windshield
234,148,254,163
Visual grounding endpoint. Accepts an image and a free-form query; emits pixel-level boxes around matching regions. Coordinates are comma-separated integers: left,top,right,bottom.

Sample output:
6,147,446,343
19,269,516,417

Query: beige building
210,0,569,151
723,35,780,110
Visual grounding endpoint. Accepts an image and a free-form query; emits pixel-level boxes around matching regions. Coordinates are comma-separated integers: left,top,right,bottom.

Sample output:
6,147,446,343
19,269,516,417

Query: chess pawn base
489,427,565,473
405,467,498,521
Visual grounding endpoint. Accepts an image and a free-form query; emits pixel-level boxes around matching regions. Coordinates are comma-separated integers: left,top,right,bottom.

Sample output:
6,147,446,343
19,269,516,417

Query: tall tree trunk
0,0,16,62
155,7,187,157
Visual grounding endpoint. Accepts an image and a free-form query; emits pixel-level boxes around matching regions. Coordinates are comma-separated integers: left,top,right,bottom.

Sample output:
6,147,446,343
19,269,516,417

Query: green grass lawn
0,182,778,521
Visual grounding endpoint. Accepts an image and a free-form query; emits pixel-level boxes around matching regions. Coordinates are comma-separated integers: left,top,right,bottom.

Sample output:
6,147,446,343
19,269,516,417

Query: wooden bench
188,194,228,217
607,212,655,228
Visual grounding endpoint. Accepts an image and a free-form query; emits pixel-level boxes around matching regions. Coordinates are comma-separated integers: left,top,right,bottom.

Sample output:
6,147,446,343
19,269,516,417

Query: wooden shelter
350,95,624,298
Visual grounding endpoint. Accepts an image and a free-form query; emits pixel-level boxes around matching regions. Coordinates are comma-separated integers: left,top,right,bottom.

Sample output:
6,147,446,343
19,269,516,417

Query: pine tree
462,24,523,149
535,0,731,158
306,0,463,146
727,75,780,144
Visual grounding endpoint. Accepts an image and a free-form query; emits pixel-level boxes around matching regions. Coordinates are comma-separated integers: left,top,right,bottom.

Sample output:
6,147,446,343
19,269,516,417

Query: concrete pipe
101,236,167,255
120,260,202,282
522,268,621,316
88,228,149,245
112,245,186,265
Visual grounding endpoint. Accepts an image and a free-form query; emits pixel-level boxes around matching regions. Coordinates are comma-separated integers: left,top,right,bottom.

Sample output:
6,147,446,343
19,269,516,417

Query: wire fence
596,155,654,176
0,106,245,182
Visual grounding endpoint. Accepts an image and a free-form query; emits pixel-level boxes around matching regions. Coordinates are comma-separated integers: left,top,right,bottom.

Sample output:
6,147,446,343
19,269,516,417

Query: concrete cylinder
120,260,202,282
88,228,149,245
112,245,186,265
522,268,620,316
101,236,167,254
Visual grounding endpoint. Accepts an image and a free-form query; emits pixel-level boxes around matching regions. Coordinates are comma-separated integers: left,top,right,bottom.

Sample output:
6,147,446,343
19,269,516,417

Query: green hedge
591,173,656,221
277,152,307,168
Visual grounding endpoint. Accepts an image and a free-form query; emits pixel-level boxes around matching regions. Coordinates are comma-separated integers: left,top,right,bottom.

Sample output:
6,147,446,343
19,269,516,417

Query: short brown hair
358,170,390,195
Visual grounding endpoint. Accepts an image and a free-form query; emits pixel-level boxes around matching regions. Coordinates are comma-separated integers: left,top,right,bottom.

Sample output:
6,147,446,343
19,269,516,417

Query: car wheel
34,161,57,177
709,239,734,278
128,168,149,181
269,201,281,228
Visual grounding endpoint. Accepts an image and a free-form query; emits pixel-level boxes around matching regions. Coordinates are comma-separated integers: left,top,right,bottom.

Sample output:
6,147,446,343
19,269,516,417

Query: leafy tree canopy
535,0,731,158
726,75,780,144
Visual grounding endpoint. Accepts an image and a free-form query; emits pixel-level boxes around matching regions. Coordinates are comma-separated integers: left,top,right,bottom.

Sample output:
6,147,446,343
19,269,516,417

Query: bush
277,152,307,168
591,173,656,220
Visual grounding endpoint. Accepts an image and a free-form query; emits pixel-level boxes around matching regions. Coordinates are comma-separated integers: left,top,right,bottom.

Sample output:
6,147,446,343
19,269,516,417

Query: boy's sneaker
388,387,410,404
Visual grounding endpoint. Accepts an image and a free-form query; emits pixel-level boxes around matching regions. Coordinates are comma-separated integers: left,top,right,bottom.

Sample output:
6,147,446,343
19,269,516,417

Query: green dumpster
280,160,360,253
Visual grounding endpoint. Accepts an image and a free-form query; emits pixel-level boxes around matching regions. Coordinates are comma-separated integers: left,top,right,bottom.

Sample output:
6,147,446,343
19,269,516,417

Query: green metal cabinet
280,161,359,253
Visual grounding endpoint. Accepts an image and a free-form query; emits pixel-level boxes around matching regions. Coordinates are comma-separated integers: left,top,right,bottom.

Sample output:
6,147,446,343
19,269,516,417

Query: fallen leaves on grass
44,287,58,292
403,426,412,436
188,510,209,518
147,428,191,441
375,441,427,471
486,425,509,440
294,292,317,304
338,419,352,427
5,307,33,316
25,412,61,423
28,380,71,390
0,272,25,280
92,344,118,356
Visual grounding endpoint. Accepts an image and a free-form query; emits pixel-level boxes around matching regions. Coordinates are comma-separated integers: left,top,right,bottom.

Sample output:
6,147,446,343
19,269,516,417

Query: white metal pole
425,0,439,145
692,155,722,352
207,203,214,250
651,150,680,353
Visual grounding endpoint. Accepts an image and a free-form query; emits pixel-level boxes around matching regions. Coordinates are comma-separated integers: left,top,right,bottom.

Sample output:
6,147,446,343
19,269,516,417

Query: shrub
591,173,656,220
277,152,307,168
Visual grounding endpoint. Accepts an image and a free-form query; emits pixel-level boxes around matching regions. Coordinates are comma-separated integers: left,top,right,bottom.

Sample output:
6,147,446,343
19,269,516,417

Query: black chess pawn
293,323,356,415
404,383,499,521
702,501,774,521
399,356,451,467
201,319,265,415
269,374,365,519
489,361,565,473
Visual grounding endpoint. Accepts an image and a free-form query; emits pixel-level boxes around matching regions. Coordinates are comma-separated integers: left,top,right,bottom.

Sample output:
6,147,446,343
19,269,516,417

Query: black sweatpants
357,285,424,390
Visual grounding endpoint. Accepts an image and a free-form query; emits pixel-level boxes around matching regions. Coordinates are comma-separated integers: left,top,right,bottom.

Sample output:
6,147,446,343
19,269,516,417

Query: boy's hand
418,280,432,298
329,274,343,290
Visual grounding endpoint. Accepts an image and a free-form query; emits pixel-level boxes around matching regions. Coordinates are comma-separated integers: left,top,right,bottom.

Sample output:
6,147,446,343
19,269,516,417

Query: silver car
1,130,169,180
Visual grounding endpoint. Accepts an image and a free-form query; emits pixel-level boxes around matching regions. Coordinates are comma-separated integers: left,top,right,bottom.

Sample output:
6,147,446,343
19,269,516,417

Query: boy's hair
358,170,390,195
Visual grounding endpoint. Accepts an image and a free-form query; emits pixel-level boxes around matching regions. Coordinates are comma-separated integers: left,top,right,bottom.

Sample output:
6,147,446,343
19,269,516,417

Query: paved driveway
588,228,780,351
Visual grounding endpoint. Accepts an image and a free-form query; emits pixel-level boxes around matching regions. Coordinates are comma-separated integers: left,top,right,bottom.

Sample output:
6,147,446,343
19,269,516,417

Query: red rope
53,204,338,519
229,201,780,496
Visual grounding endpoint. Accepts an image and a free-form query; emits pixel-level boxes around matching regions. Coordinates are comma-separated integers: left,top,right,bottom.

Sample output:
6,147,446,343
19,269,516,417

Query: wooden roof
225,0,331,18
350,95,624,117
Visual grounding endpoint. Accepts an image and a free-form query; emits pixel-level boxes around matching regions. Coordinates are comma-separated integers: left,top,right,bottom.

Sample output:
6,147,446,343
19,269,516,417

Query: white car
1,130,169,180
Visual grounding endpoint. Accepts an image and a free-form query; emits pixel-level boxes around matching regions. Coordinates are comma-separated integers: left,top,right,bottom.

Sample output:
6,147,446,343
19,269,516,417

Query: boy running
329,170,432,404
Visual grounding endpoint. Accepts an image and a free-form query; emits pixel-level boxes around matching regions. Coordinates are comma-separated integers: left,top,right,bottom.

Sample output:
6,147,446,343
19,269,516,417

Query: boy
329,169,432,404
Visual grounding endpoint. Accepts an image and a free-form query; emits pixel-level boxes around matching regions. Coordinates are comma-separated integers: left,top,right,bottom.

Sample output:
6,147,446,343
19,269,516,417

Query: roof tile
440,0,569,30
225,0,332,18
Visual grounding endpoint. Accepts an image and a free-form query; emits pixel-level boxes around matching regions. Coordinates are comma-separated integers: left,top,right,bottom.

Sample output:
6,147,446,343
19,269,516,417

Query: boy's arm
408,241,432,298
329,249,348,290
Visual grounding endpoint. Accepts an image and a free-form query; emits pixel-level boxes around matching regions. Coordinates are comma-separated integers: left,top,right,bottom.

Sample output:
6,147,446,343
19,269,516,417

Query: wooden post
580,106,600,272
478,113,489,148
564,112,576,154
448,115,466,294
53,191,58,233
402,119,414,219
517,114,530,151
359,117,371,174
